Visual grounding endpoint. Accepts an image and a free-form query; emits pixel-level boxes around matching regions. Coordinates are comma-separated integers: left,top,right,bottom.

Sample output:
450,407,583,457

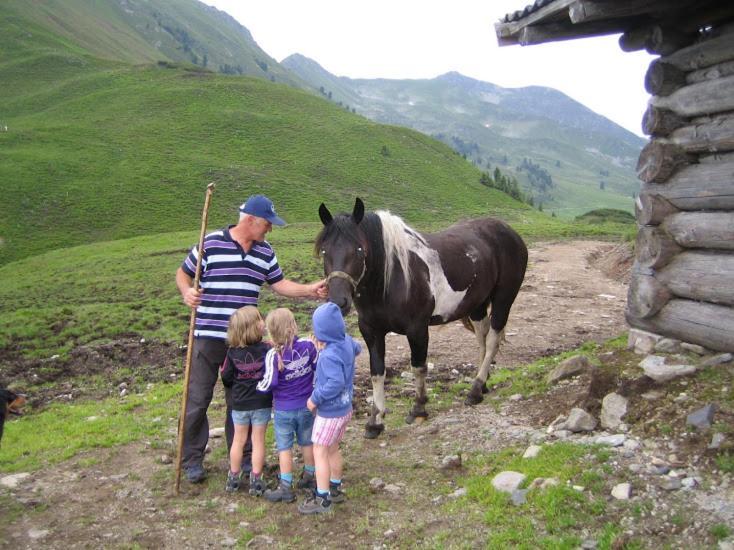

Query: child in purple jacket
257,308,318,502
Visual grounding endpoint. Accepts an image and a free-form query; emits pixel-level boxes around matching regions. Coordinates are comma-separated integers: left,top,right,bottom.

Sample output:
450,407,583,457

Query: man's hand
176,268,202,308
182,286,202,308
314,279,328,300
307,398,317,413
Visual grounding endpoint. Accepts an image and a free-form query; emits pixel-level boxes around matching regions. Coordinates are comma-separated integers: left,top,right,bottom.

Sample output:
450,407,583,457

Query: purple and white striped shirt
181,226,284,339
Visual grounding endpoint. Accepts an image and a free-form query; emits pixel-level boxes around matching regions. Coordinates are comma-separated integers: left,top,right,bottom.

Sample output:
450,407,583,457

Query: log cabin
495,0,734,352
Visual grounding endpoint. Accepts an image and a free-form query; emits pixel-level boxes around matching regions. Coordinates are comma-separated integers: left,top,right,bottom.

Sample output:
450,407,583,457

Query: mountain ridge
282,54,644,215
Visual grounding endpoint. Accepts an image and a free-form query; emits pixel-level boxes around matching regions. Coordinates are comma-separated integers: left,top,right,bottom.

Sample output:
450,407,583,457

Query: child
256,308,318,503
298,302,361,515
220,306,272,495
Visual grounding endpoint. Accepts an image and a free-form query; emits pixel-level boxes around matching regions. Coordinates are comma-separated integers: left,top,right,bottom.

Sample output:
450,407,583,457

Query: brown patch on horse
8,394,26,416
0,389,26,444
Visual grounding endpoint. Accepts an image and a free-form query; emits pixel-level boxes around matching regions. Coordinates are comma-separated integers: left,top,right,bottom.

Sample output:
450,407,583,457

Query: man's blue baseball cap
239,194,286,226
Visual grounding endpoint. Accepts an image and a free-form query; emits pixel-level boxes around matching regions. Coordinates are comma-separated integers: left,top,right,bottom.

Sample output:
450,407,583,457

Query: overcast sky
202,0,654,137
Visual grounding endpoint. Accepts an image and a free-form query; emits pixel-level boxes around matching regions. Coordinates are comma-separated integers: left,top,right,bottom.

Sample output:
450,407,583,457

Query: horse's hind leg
465,324,503,405
405,327,429,424
471,315,492,394
466,292,518,405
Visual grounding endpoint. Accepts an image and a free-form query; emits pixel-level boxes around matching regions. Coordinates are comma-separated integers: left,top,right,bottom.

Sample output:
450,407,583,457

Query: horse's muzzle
327,280,353,315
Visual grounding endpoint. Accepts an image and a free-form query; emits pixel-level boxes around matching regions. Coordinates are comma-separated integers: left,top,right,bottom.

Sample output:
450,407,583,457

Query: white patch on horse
412,239,467,319
371,374,386,424
376,210,468,319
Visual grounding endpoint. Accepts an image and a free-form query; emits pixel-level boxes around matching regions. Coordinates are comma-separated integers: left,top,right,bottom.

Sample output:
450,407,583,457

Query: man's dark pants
182,337,252,472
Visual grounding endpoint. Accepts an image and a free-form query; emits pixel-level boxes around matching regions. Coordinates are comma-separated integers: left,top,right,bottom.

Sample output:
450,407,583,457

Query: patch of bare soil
3,240,732,549
1,340,183,408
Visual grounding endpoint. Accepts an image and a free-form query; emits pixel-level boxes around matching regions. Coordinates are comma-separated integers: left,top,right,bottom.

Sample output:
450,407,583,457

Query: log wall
626,22,734,352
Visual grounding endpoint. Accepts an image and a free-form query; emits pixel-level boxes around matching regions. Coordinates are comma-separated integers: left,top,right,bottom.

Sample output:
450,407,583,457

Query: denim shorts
231,407,271,426
273,407,314,451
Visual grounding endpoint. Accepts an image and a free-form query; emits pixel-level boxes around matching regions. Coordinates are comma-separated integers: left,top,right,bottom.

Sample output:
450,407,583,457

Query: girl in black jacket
220,306,272,494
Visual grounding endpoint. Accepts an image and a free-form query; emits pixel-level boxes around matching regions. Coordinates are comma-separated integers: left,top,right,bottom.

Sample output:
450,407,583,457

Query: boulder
491,471,527,494
557,408,597,433
639,355,696,383
686,404,717,430
600,393,628,429
546,355,590,384
611,482,631,500
628,329,661,354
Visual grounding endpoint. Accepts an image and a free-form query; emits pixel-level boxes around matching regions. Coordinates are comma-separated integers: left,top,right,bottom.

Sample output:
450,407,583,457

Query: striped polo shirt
181,226,284,339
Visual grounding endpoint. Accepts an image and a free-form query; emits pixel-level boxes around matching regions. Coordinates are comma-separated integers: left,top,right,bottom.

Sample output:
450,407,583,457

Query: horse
315,198,528,438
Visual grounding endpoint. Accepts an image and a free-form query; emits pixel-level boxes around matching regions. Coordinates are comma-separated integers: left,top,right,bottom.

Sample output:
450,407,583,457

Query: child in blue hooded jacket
298,302,361,515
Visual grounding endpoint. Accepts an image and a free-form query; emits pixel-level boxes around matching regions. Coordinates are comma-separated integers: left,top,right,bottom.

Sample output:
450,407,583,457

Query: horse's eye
320,249,326,256
357,247,363,254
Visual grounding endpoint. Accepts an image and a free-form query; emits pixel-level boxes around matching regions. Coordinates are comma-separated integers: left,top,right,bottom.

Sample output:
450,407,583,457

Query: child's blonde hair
227,306,264,347
266,308,298,347
265,308,298,370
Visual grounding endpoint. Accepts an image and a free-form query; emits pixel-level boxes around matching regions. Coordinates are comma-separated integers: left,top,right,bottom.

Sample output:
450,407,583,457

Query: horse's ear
352,197,364,224
318,203,333,226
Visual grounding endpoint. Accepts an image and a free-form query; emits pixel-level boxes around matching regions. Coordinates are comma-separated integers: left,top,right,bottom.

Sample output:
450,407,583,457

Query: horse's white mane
376,210,424,294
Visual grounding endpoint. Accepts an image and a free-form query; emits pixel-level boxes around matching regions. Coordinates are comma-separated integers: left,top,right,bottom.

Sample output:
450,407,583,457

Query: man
176,194,326,483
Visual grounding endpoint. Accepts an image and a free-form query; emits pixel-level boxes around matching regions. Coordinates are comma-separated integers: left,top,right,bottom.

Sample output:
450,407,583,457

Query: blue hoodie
310,302,361,418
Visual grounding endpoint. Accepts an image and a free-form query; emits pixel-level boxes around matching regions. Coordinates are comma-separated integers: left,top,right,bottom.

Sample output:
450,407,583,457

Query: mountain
2,0,304,86
0,0,558,265
282,55,646,217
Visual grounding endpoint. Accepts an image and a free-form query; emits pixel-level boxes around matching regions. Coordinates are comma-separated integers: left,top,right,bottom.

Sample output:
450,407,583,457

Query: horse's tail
460,317,474,333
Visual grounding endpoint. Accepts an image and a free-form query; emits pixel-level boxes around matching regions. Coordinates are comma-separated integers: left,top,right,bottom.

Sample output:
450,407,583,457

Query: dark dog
0,388,26,444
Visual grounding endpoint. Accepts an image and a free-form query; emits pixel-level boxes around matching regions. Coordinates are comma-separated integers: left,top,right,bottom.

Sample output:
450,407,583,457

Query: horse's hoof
364,423,385,439
413,416,426,425
464,392,484,406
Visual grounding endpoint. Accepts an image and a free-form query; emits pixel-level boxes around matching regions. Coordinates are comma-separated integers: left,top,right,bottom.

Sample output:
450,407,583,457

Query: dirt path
377,239,630,373
3,240,649,549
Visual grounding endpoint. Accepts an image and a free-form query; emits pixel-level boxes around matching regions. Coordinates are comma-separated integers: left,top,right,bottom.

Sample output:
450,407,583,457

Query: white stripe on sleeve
257,349,276,392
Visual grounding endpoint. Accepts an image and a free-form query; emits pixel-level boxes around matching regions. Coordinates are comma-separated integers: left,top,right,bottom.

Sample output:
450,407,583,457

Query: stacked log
626,23,734,352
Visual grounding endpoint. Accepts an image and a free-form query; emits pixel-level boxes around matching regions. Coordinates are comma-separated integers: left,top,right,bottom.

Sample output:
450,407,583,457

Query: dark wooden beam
569,0,681,25
517,20,625,45
495,0,575,41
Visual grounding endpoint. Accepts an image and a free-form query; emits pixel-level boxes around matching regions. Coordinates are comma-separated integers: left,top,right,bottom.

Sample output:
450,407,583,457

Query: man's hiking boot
225,471,242,493
184,463,206,484
264,480,296,503
329,482,346,503
296,469,316,491
248,473,266,497
297,491,332,515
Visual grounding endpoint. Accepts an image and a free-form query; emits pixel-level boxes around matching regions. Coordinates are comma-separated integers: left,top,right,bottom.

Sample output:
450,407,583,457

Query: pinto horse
316,198,528,438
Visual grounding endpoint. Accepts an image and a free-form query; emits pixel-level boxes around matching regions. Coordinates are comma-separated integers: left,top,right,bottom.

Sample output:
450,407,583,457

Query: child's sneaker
329,482,346,503
248,473,266,497
264,480,296,503
296,469,316,491
297,491,333,515
225,471,241,493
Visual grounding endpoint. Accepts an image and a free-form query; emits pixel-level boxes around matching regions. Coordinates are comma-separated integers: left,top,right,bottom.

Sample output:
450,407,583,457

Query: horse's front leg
362,324,387,439
405,326,429,424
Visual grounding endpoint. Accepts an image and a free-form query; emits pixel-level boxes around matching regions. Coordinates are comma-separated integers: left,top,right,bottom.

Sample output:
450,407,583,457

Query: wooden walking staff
175,182,215,495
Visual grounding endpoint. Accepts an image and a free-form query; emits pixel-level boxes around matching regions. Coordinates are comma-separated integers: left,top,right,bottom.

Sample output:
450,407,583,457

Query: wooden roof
495,0,734,47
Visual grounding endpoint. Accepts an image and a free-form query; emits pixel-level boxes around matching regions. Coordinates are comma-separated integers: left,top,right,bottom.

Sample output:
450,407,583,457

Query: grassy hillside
0,5,555,265
2,0,303,85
